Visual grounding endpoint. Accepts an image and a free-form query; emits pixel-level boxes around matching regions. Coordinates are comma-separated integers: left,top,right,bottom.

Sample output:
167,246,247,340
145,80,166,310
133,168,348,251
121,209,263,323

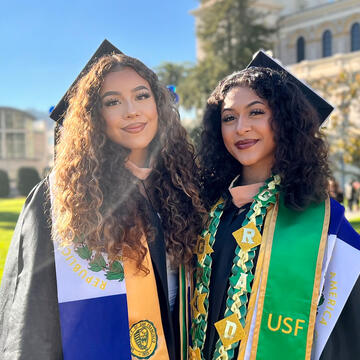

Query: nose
235,115,251,135
123,100,139,119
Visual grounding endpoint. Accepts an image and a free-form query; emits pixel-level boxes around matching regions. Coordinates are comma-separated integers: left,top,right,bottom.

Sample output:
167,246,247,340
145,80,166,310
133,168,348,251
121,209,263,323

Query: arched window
296,36,305,62
351,23,360,51
322,30,332,57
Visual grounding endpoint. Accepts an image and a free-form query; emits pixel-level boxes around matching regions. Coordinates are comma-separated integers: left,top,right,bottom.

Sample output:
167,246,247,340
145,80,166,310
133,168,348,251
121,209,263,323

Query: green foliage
0,170,10,198
346,135,360,169
17,167,41,196
197,0,273,71
178,56,227,110
157,0,275,111
310,71,360,169
156,62,191,87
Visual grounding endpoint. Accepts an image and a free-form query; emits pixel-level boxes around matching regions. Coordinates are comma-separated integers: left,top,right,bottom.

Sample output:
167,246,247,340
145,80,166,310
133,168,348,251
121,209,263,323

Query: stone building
193,0,360,73
274,0,360,76
192,0,360,186
0,107,50,193
272,0,360,187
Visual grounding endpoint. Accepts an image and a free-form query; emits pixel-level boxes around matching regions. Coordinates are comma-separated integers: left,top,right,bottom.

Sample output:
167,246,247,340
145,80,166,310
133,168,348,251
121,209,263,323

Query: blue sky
0,0,199,114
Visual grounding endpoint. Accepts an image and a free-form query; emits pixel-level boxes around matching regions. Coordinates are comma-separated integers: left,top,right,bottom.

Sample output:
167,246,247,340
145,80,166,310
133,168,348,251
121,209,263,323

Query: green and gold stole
189,175,330,360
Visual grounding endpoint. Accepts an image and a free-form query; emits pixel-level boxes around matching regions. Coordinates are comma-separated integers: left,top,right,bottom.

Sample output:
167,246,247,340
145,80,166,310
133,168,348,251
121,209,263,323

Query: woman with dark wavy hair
190,52,360,360
0,40,204,360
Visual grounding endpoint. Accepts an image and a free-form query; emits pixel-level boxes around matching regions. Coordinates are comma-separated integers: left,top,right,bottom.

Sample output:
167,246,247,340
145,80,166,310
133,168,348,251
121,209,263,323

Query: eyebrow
222,100,265,113
101,85,150,99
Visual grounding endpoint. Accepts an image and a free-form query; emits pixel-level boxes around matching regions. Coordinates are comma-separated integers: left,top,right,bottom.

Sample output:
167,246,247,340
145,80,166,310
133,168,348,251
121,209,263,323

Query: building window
4,111,13,129
322,30,332,57
351,23,360,52
6,133,26,159
5,111,25,129
296,36,305,62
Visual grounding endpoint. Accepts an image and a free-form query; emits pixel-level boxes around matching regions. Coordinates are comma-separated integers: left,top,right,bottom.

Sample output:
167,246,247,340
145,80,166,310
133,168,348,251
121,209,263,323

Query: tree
310,71,360,184
17,167,41,196
183,0,275,109
156,62,190,87
197,0,273,73
178,55,226,111
156,0,275,111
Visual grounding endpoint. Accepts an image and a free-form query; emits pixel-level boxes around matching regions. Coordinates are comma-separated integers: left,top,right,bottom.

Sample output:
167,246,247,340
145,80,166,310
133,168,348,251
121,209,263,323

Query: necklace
190,175,281,360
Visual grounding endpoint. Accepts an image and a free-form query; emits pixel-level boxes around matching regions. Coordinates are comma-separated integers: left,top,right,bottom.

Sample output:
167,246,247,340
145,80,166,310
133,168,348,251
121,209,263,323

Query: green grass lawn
0,197,25,282
351,217,360,233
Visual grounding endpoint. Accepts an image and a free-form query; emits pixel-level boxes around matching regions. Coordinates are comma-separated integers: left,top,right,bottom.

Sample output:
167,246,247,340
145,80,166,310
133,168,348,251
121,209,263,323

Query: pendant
196,233,214,263
214,313,246,347
232,222,262,252
189,346,202,360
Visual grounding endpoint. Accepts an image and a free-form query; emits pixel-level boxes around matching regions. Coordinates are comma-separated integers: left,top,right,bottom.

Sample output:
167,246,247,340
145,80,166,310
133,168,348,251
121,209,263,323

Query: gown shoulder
0,178,63,359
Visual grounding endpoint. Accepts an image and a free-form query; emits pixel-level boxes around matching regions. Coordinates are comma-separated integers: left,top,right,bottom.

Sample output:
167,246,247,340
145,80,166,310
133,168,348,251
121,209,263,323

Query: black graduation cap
247,50,334,125
50,39,123,124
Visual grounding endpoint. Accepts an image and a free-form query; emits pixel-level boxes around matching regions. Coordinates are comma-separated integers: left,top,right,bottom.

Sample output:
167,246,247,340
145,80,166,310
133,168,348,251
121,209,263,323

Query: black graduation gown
0,179,179,360
201,202,360,360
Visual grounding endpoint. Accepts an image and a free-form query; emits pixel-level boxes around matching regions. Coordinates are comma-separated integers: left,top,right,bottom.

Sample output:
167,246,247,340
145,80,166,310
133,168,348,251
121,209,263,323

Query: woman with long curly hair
189,51,360,360
0,40,204,360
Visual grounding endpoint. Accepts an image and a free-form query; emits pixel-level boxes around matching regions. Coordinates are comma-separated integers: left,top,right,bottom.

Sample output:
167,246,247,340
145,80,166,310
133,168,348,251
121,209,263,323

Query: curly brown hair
52,53,205,271
198,67,331,210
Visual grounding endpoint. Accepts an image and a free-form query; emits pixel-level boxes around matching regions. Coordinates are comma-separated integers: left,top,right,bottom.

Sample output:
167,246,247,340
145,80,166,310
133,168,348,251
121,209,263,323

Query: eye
104,98,120,107
222,115,236,123
136,92,151,100
249,109,265,116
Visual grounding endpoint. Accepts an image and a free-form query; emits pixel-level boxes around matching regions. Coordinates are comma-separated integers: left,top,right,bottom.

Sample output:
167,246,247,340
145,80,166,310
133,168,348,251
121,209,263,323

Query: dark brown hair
53,53,204,270
198,67,331,210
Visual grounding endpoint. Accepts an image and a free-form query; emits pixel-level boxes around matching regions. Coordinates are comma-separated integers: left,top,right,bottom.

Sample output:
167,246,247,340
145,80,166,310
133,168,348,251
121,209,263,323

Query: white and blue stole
49,174,172,359
312,199,360,359
54,244,132,358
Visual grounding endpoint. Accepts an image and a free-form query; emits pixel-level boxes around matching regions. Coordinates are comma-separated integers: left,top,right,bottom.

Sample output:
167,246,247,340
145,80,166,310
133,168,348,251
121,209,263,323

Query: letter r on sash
242,228,255,244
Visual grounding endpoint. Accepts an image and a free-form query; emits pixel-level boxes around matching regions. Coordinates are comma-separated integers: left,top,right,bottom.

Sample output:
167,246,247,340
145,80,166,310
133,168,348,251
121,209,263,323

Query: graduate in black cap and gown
0,40,204,360
189,51,360,360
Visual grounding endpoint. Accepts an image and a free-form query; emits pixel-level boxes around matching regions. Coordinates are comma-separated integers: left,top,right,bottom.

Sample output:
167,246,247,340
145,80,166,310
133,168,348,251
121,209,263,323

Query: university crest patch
130,320,158,358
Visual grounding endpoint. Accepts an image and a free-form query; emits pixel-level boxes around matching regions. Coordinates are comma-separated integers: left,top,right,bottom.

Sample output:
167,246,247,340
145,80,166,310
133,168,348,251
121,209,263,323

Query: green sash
250,197,329,359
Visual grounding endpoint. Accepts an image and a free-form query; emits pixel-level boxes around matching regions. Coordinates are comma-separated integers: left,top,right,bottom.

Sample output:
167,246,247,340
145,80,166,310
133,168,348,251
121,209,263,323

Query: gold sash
124,236,169,359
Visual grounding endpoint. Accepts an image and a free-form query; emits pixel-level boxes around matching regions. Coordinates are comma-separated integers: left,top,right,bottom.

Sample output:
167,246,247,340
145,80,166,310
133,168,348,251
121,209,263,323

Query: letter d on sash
224,320,237,339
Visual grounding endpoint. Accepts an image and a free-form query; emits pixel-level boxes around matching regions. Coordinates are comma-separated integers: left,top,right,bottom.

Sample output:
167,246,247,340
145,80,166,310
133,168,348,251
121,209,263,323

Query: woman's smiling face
221,86,276,178
100,67,158,165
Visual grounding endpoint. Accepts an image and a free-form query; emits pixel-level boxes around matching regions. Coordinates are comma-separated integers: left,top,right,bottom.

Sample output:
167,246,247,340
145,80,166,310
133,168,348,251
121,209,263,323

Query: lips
122,122,146,134
235,139,259,150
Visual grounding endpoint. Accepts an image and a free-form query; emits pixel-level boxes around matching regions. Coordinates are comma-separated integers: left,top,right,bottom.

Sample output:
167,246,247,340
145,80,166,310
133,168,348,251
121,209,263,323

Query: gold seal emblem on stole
130,320,158,358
